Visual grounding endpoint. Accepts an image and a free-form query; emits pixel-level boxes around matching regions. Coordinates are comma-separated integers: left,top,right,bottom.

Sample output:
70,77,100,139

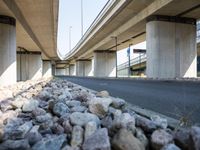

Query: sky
57,0,146,65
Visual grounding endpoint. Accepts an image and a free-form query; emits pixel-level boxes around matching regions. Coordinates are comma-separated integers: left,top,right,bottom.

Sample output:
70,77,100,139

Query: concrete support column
55,68,66,76
69,64,76,76
0,16,16,86
17,52,42,81
146,15,197,78
52,63,56,76
76,59,92,76
66,67,70,75
42,60,52,78
93,50,116,77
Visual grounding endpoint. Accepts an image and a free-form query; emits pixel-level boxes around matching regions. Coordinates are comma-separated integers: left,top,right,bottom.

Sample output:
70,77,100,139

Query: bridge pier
42,60,52,78
0,16,16,86
93,50,116,77
76,59,92,76
66,67,70,75
146,15,197,78
69,64,76,76
55,68,66,76
17,52,42,81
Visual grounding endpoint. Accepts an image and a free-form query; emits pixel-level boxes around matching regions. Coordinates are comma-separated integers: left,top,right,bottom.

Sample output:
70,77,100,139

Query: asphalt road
58,76,200,124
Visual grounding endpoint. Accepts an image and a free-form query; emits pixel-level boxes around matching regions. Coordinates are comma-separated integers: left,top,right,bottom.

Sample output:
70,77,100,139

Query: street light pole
128,44,132,77
81,0,83,37
111,36,118,78
69,26,72,52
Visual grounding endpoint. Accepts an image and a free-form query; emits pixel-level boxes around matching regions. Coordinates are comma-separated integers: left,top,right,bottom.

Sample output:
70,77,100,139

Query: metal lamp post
69,26,72,52
111,36,118,78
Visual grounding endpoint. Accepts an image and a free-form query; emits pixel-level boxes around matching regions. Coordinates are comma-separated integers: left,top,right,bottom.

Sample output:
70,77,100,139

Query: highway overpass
0,0,59,86
58,0,200,79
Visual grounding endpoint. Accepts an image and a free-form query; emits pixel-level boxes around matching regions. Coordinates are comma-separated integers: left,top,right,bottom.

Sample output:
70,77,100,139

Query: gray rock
11,98,26,108
1,110,17,122
70,112,100,127
51,123,64,134
5,121,32,140
161,144,181,150
96,90,109,98
63,120,73,134
151,129,174,150
71,106,87,112
48,99,55,110
174,128,192,150
136,116,157,133
26,125,42,145
0,139,30,150
83,128,110,150
22,99,39,112
101,116,113,129
32,134,67,150
0,99,13,112
112,128,145,150
36,113,52,123
89,97,112,118
66,100,81,107
62,90,72,100
53,102,70,117
151,115,168,129
191,126,200,150
62,145,80,150
135,128,148,148
71,125,84,147
84,121,97,140
38,90,51,101
112,113,135,130
17,121,33,138
108,107,122,119
32,107,46,117
111,98,126,109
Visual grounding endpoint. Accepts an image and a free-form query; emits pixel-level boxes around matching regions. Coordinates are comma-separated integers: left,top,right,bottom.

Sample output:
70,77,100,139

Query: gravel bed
0,78,199,150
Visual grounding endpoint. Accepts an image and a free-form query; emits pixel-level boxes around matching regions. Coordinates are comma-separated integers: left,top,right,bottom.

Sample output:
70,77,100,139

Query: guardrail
197,21,200,43
118,54,147,71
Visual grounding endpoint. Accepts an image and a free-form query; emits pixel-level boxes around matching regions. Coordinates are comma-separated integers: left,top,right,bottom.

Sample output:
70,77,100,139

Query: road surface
58,76,200,124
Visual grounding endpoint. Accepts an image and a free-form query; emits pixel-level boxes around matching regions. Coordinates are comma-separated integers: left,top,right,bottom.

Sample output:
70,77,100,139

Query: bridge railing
118,54,147,71
197,21,200,43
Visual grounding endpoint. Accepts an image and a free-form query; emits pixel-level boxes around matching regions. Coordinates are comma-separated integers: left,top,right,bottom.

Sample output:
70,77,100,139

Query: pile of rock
0,78,199,150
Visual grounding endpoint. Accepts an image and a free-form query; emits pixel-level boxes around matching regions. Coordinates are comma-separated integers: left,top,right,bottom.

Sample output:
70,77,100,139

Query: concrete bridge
58,0,200,79
0,0,59,86
1,0,200,87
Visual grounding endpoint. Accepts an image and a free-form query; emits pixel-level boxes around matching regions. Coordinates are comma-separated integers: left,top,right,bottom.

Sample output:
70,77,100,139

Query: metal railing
118,54,147,71
197,21,200,43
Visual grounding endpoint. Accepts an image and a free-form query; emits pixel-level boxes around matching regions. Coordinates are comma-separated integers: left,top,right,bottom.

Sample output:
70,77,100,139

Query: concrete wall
17,53,42,81
42,60,52,78
0,21,16,86
93,51,116,77
76,60,92,76
147,20,196,78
